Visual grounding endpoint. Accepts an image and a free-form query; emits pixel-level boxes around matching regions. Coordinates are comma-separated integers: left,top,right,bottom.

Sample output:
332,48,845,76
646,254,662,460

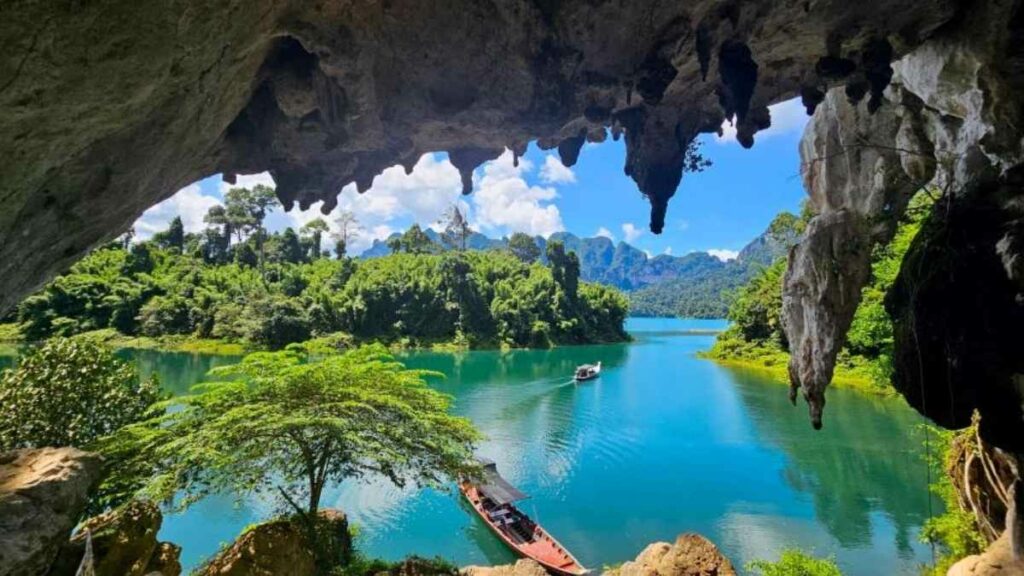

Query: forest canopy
11,206,628,350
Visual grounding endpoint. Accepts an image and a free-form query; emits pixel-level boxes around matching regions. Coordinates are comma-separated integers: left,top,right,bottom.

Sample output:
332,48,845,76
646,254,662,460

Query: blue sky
135,99,809,259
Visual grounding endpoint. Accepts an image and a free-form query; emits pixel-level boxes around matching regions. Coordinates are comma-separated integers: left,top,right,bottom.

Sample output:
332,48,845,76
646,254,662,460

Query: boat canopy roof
476,458,528,505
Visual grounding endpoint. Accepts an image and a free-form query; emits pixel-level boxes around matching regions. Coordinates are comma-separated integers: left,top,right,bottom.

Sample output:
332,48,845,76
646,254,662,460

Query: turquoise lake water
0,318,939,574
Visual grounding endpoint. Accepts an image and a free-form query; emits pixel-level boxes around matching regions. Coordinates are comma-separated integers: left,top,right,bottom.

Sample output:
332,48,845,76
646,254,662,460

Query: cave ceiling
0,0,959,313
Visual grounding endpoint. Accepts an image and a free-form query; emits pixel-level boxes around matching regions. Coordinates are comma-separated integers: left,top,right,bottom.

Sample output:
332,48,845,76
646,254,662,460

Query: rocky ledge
0,448,103,576
49,499,181,576
194,509,351,576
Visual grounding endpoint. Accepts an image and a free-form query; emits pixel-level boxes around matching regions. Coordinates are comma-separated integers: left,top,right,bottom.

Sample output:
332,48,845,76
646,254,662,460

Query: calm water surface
0,319,938,574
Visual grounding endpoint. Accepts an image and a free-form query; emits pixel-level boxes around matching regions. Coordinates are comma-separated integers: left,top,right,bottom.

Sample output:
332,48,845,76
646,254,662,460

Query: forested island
0,185,628,351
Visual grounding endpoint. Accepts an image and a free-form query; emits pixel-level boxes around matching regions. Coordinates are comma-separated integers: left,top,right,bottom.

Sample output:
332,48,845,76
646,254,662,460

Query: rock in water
194,509,350,576
0,448,103,576
48,500,181,576
604,534,738,576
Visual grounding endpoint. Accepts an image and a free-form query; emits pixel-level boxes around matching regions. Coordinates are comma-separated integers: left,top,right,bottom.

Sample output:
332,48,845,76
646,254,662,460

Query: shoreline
700,354,897,397
0,324,632,357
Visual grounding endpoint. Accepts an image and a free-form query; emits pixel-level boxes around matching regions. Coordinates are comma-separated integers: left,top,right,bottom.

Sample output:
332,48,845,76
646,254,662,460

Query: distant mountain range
360,214,803,318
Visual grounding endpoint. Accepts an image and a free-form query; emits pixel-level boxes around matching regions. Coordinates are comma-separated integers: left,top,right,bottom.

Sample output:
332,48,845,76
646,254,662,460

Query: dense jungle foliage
628,210,806,318
703,193,935,392
8,213,628,350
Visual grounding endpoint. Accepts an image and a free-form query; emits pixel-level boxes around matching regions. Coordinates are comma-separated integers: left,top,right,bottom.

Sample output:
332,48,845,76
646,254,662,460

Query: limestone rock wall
0,0,959,313
782,0,1024,449
0,448,103,576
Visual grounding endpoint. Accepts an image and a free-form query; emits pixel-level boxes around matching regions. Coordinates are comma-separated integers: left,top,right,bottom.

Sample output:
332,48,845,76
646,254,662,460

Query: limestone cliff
780,0,1024,452
0,0,958,313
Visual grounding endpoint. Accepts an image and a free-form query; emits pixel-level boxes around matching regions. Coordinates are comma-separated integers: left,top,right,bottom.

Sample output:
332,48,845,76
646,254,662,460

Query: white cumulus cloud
664,246,673,255
595,227,615,241
281,154,465,255
220,172,276,195
708,249,740,261
621,222,644,243
716,98,808,145
539,155,577,184
134,184,222,240
471,151,564,237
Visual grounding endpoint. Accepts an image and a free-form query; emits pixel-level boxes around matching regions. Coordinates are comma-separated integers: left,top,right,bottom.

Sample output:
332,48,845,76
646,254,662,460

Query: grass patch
71,329,248,355
0,323,22,343
699,329,895,397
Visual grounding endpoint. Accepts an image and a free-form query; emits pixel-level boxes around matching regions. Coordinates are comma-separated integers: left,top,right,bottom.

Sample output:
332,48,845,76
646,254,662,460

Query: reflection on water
0,319,938,575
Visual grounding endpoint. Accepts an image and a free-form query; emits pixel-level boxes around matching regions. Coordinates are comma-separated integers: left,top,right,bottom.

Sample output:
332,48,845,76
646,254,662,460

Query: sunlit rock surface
603,534,737,576
0,0,959,313
462,559,548,576
0,448,103,576
49,500,181,576
947,531,1024,576
193,509,349,576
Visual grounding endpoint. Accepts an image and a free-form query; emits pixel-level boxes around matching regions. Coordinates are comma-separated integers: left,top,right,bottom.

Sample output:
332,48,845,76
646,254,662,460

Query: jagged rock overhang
0,0,958,313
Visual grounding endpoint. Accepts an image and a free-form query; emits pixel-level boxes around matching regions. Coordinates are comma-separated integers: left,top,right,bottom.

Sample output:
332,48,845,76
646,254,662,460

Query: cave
3,0,1024,572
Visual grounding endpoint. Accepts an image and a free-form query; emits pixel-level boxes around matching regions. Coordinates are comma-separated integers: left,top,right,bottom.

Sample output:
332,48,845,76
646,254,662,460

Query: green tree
153,216,185,252
275,228,307,264
0,338,161,450
438,205,473,251
545,240,580,299
223,184,278,266
110,345,479,524
746,550,843,576
388,224,436,254
727,258,787,345
507,232,541,264
302,218,330,260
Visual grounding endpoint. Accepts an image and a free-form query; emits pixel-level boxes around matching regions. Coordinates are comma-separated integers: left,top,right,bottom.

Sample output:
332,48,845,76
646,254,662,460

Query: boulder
605,534,737,576
947,532,1024,576
0,448,103,576
195,509,350,576
461,559,548,576
48,499,181,576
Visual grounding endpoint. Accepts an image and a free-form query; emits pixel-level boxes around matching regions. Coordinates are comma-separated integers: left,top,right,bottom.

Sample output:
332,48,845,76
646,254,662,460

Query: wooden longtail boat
459,460,588,576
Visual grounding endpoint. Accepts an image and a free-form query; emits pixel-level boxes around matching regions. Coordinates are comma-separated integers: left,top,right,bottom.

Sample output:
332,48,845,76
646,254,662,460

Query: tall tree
223,185,278,267
274,228,306,264
438,205,473,251
546,240,580,299
331,211,361,258
107,345,479,524
301,218,330,260
507,232,541,264
154,216,185,251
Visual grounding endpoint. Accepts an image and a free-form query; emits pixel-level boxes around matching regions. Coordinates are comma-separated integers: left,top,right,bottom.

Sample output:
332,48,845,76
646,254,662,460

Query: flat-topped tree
103,344,479,522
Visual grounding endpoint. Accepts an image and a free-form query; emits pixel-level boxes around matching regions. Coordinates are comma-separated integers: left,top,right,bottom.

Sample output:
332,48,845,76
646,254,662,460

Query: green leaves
114,345,480,519
746,549,843,576
0,337,162,451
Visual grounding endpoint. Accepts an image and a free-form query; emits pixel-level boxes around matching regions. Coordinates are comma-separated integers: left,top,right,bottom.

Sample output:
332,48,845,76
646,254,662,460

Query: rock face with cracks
781,0,1024,451
0,0,959,313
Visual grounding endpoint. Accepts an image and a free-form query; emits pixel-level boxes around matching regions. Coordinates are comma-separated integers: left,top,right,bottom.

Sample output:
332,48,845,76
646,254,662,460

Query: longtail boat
459,459,588,576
